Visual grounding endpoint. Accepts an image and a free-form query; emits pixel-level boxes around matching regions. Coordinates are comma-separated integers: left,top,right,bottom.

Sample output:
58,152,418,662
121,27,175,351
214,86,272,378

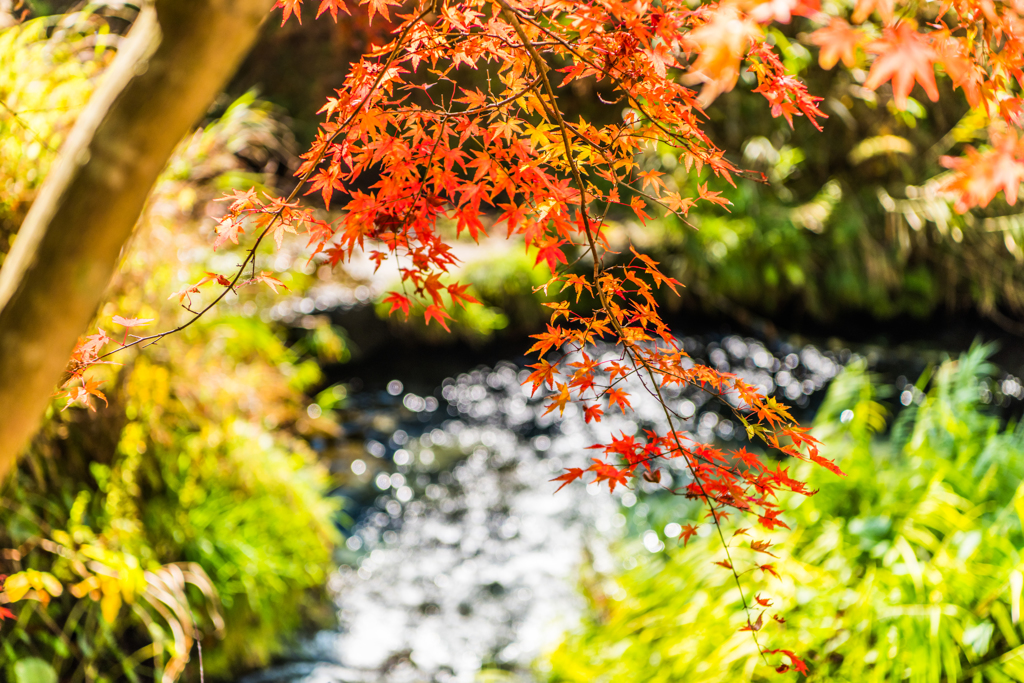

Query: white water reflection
243,337,847,683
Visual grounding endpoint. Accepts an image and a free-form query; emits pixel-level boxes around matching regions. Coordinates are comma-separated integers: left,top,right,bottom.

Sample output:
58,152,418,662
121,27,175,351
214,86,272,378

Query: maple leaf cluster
268,1,846,669
803,0,1024,211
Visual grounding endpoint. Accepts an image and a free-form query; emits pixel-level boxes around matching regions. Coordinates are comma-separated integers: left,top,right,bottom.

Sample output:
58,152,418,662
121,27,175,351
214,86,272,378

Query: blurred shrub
546,345,1024,681
0,19,340,682
604,24,1024,326
374,248,552,343
0,11,112,257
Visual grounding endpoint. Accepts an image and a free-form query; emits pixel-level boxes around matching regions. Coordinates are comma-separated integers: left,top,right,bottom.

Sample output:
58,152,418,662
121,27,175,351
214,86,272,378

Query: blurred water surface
241,335,852,683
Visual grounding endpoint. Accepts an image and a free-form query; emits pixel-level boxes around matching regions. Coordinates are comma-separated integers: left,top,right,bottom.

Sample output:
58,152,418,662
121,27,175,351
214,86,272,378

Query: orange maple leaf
213,216,245,250
251,271,289,294
111,315,155,345
525,360,559,395
111,315,154,328
606,387,632,413
527,324,565,359
934,35,986,109
306,165,345,210
274,0,303,24
808,18,864,70
630,246,681,294
864,23,939,110
583,403,604,423
637,169,666,191
697,182,731,209
682,6,761,106
629,196,653,224
361,0,400,23
543,382,572,417
941,130,1024,212
315,0,349,20
851,0,893,24
62,379,108,412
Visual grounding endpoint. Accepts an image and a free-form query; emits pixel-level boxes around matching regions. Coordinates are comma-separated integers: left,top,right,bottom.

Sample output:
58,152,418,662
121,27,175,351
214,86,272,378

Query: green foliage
14,658,58,683
546,345,1024,681
375,248,552,341
0,22,341,679
0,13,111,255
627,34,1024,323
460,249,552,331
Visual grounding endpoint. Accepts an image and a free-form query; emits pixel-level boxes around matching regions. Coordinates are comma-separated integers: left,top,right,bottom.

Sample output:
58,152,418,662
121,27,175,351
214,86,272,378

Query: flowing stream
240,332,914,683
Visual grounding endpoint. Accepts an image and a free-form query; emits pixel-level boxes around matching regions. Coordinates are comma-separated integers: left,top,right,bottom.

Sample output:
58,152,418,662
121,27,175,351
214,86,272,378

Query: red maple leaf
750,538,778,557
765,649,809,675
589,459,629,493
383,292,411,317
447,283,480,309
809,452,845,477
424,304,453,332
678,523,699,546
551,467,585,493
739,611,764,632
535,238,568,274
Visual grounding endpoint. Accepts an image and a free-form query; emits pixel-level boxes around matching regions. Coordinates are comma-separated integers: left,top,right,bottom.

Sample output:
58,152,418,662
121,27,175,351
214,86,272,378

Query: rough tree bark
0,0,276,480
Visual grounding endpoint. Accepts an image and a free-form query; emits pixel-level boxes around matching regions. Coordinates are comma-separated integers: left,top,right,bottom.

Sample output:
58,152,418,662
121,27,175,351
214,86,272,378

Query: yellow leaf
70,576,99,599
100,586,122,623
39,572,63,598
4,572,30,602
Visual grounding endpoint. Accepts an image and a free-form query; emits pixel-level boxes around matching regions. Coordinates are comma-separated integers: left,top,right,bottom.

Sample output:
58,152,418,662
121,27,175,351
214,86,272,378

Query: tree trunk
0,1,14,29
0,0,275,480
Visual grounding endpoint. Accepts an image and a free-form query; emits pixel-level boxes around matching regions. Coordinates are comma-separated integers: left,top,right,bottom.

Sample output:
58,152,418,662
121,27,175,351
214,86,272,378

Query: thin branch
90,8,432,365
496,0,768,660
0,100,58,153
